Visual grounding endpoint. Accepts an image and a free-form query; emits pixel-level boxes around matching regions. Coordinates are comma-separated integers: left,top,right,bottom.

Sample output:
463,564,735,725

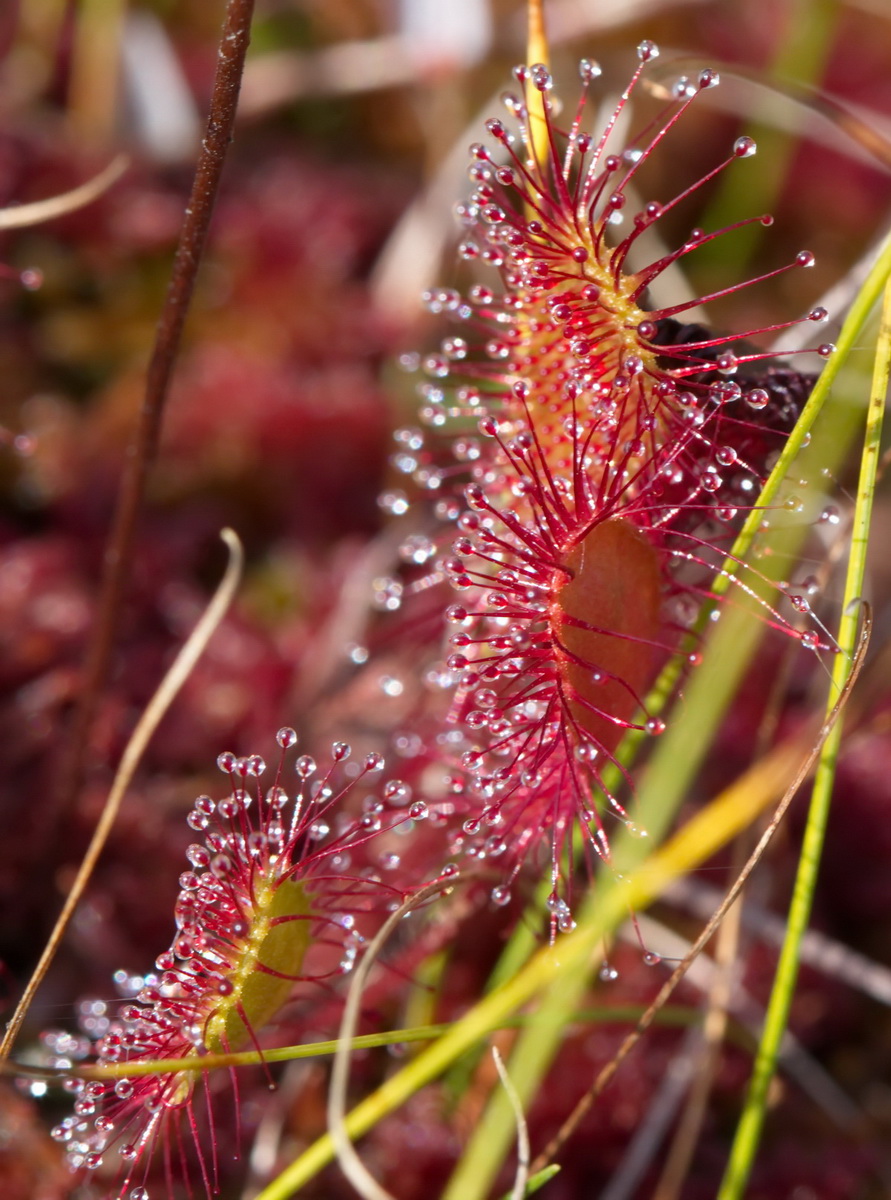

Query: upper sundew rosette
430,45,833,929
422,41,830,511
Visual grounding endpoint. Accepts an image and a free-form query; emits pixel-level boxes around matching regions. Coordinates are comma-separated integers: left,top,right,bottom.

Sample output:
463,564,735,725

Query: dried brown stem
51,0,256,832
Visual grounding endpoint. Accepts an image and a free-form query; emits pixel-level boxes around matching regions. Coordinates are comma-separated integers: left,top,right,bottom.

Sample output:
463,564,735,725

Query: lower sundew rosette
49,731,432,1200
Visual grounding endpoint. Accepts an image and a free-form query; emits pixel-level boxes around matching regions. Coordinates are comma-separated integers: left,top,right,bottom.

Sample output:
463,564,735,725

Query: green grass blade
717,273,891,1200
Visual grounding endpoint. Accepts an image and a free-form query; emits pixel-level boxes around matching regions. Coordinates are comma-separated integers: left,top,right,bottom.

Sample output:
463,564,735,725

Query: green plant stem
718,273,891,1200
23,1006,696,1086
4,1006,677,1086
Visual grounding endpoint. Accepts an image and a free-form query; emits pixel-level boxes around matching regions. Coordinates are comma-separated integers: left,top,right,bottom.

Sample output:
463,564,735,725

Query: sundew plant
1,2,891,1199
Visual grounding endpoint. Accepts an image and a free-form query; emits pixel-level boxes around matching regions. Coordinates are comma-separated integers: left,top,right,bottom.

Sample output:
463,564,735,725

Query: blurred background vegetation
1,2,891,1198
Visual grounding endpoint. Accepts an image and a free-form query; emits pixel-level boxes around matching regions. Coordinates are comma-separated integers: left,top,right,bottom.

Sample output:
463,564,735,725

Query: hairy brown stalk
51,0,256,834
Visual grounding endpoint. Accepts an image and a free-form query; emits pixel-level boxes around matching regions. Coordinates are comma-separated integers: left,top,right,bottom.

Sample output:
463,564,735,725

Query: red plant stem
52,0,256,828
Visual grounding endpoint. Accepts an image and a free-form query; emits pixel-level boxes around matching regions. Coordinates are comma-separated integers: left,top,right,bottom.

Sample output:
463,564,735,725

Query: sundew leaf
416,32,834,918
718,263,891,1200
59,737,436,1193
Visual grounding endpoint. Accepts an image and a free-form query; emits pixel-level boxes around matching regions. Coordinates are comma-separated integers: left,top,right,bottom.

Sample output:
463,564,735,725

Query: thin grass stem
717,264,891,1200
